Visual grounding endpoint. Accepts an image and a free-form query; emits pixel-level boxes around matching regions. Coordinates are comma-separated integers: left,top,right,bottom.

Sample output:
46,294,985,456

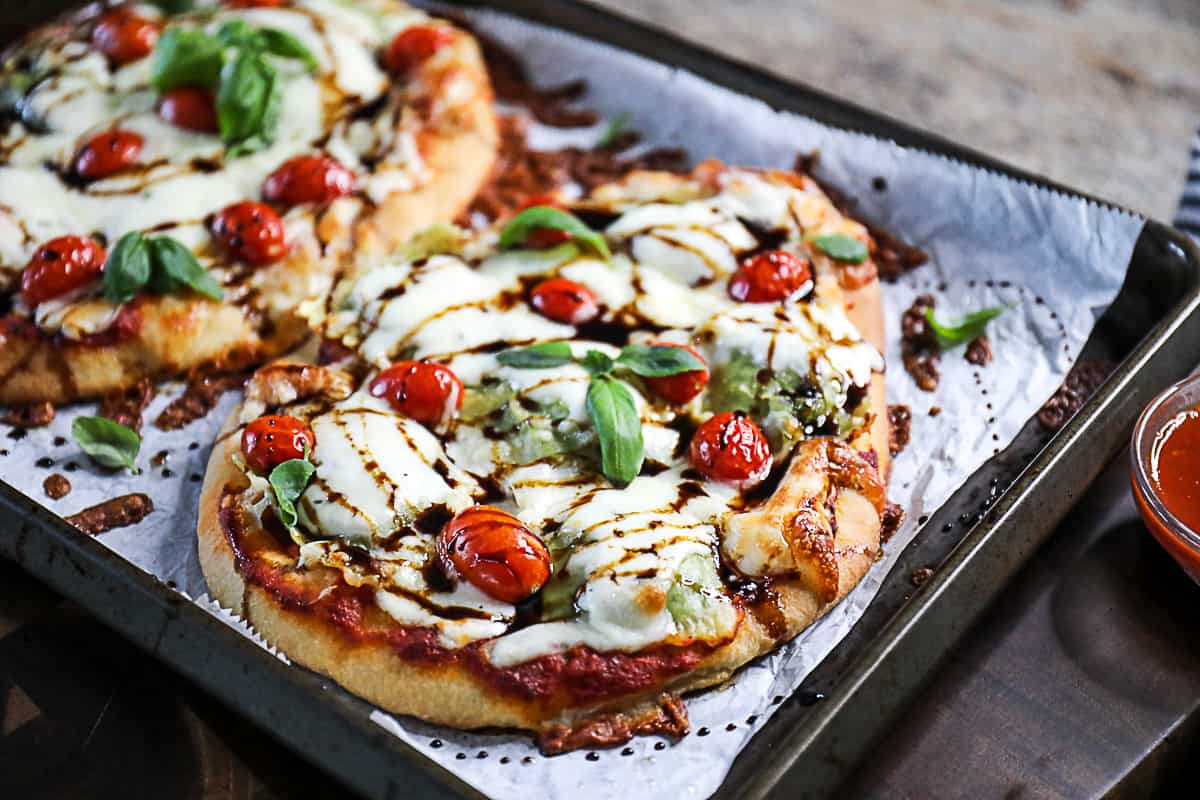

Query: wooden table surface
3,1,1200,798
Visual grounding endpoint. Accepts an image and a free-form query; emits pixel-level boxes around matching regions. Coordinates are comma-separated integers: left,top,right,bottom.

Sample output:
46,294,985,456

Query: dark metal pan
2,1,1199,798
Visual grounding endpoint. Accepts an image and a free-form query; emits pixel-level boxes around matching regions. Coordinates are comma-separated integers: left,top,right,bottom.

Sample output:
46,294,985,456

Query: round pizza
0,0,497,406
198,162,891,752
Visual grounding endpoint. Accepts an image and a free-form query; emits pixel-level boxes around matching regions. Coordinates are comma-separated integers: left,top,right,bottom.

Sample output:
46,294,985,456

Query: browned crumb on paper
887,404,912,456
965,335,993,366
66,493,153,536
911,567,935,587
1036,359,1116,432
43,473,70,500
155,370,248,430
475,30,598,128
539,695,689,755
100,378,155,431
929,405,942,417
1,401,55,428
881,502,905,543
901,294,941,391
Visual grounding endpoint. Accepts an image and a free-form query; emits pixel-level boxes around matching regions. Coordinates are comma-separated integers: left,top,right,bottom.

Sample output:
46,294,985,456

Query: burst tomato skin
158,87,218,133
438,506,551,603
384,25,456,75
689,411,772,489
728,250,813,303
210,202,287,265
530,278,600,325
643,342,709,405
20,236,107,308
241,415,315,475
263,155,357,207
92,9,159,66
369,361,464,426
517,195,572,248
73,129,144,180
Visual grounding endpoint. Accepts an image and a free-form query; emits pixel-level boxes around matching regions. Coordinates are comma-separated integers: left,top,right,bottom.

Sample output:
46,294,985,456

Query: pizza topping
438,506,551,604
530,278,601,325
268,455,316,529
642,342,709,405
158,87,219,133
241,415,315,475
689,411,771,489
102,231,223,304
263,155,357,207
384,25,456,76
73,130,145,181
516,195,573,248
809,233,869,264
20,236,107,308
500,206,611,258
210,201,287,265
72,416,141,471
92,8,160,67
728,250,813,303
369,361,464,427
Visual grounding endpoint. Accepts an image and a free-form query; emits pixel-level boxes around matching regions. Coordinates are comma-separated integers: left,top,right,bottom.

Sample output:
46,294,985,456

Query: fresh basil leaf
255,28,319,71
148,236,224,301
617,343,704,377
217,20,257,49
72,416,140,470
103,232,152,304
217,50,280,156
596,112,630,149
496,341,573,369
579,349,614,376
925,306,1006,350
586,374,643,487
810,233,869,264
150,27,223,93
269,457,315,529
499,207,611,259
146,0,196,12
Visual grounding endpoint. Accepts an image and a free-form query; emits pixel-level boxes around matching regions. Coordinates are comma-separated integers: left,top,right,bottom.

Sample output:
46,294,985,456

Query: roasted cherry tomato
241,415,315,475
689,411,772,489
262,155,357,207
530,277,600,325
517,195,572,248
210,201,287,265
20,236,107,308
384,25,456,75
643,342,709,405
728,250,813,303
158,87,218,133
91,8,159,66
73,129,144,180
369,361,463,426
438,506,551,603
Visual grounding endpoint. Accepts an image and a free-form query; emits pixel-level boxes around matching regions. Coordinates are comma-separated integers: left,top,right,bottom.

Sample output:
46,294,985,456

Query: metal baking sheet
1,1,1198,798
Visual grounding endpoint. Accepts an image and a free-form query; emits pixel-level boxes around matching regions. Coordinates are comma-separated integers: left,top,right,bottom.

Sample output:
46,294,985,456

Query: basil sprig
809,233,869,264
103,232,224,304
269,455,315,529
925,306,1007,350
149,19,317,156
499,207,611,259
72,416,141,471
495,342,704,486
596,112,630,149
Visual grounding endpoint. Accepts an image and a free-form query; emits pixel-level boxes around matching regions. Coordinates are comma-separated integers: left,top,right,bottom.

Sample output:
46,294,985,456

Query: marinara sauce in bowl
1131,373,1200,584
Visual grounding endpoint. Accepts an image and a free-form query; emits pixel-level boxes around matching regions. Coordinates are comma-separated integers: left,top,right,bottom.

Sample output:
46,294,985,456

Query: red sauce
1147,407,1200,532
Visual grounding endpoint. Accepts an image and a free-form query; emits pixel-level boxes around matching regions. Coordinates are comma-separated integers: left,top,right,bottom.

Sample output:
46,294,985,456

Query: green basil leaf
579,349,614,377
269,457,315,529
810,233,869,264
217,51,280,156
148,236,224,301
596,112,630,149
925,306,1006,350
72,416,140,470
496,341,573,369
146,0,196,12
499,207,611,259
255,28,319,71
586,374,643,487
103,232,152,304
617,343,704,377
217,20,257,49
150,27,223,93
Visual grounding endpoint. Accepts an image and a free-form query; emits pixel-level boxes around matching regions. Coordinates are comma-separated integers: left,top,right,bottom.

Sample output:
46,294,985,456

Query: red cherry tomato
20,236,107,308
517,195,572,248
210,202,287,265
689,411,772,489
369,361,463,426
241,415,315,475
263,155,357,207
728,250,813,303
530,278,600,325
158,87,218,133
643,342,709,405
73,129,144,180
91,8,159,66
438,506,551,603
384,25,456,75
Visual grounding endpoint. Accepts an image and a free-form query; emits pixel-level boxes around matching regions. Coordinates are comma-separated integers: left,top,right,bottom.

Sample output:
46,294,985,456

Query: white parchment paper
0,7,1144,800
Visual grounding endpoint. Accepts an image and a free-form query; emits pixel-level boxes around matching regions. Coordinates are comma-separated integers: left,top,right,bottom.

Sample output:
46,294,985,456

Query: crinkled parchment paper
0,7,1144,800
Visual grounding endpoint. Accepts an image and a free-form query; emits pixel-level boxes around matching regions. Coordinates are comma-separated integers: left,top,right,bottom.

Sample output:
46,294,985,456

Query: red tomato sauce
1148,407,1200,532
